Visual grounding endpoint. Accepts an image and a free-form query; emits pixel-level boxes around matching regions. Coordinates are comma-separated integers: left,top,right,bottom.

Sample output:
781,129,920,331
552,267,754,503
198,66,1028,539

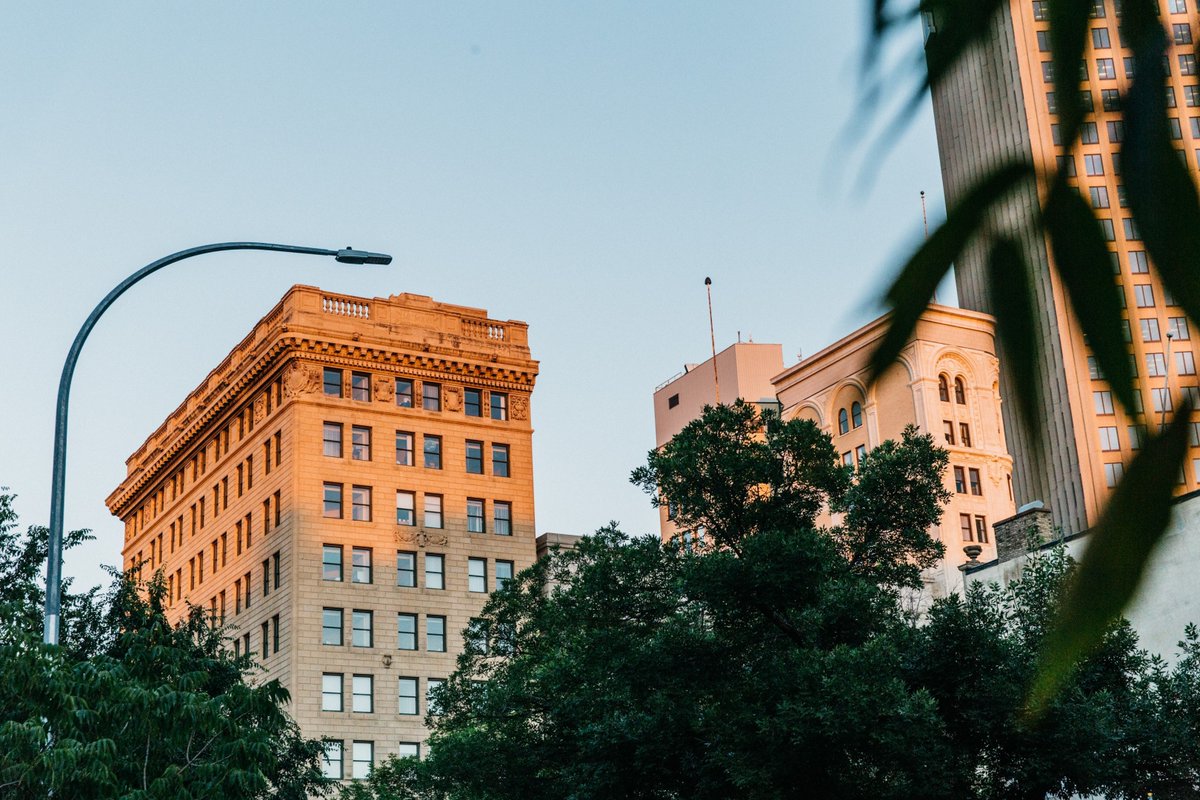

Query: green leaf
1121,1,1200,338
986,237,1041,443
870,160,1032,383
1043,180,1136,413
1027,397,1194,716
1048,0,1091,164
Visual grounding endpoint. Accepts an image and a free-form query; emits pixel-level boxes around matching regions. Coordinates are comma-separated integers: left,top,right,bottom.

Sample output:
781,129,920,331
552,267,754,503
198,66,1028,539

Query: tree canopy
348,403,1200,799
0,489,329,799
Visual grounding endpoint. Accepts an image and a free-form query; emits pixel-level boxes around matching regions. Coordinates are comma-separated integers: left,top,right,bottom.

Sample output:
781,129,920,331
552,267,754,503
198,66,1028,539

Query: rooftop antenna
706,277,720,404
922,190,941,305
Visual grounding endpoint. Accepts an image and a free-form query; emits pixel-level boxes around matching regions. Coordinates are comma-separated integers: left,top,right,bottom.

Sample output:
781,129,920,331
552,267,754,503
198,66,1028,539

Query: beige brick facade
107,285,539,781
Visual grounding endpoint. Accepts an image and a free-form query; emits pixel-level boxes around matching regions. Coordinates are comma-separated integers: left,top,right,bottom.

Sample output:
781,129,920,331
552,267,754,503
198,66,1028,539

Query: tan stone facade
928,0,1200,532
651,308,1016,598
107,285,538,781
772,305,1016,598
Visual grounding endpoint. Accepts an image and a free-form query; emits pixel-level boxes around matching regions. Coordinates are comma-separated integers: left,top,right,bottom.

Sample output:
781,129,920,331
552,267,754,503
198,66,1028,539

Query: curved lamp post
44,242,393,646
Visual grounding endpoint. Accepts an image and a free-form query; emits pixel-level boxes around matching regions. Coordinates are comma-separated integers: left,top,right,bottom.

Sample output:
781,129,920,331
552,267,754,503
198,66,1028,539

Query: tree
350,405,1200,799
0,489,329,799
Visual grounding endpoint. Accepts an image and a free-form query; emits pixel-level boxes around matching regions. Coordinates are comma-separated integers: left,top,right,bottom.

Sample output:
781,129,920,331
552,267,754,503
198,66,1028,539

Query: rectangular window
490,392,509,420
425,554,445,590
1105,462,1126,487
323,368,343,398
1129,424,1149,450
466,440,484,474
1137,281,1156,307
398,613,417,650
351,372,371,402
1129,250,1149,273
494,501,512,535
1033,0,1049,20
1097,57,1116,79
322,742,343,780
968,468,982,496
422,382,442,412
1092,27,1110,48
1123,217,1141,240
273,551,280,589
351,426,371,461
1085,154,1106,176
1089,186,1110,209
953,466,967,493
1169,317,1191,340
398,743,419,759
323,608,343,646
427,615,447,652
1178,351,1197,376
395,431,414,466
396,491,415,526
352,675,373,713
959,423,972,448
467,498,485,533
261,622,269,658
352,610,373,648
1154,387,1174,413
423,435,442,469
352,547,372,584
321,671,340,710
974,516,989,544
1102,88,1121,111
323,545,343,581
351,486,372,522
943,420,955,445
1142,318,1162,342
398,677,419,715
1037,29,1051,51
468,558,487,593
1170,0,1188,13
397,551,416,587
1100,426,1121,451
1099,218,1115,240
323,483,343,518
424,494,444,529
855,444,867,464
272,614,280,654
496,560,514,591
465,388,482,417
492,444,510,477
1080,121,1099,144
1174,22,1193,45
352,741,373,780
1147,352,1167,377
396,379,414,408
1094,390,1115,414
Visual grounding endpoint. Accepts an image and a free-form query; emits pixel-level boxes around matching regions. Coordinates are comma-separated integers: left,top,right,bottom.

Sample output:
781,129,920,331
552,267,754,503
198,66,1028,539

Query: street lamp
44,242,392,646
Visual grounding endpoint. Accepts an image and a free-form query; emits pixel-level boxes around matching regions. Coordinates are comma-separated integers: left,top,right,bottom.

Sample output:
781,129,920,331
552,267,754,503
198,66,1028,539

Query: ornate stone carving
511,394,529,421
283,361,321,398
444,385,463,413
253,395,266,422
374,375,395,403
394,529,449,548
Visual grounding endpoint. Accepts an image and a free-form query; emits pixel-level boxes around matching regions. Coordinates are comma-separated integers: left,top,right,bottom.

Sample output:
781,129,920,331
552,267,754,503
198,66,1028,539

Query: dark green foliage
0,489,329,799
868,0,1200,707
347,404,1200,799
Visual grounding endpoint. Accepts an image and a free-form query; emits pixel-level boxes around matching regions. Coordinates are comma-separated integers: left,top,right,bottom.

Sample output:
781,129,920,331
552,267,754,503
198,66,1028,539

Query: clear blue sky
0,3,949,592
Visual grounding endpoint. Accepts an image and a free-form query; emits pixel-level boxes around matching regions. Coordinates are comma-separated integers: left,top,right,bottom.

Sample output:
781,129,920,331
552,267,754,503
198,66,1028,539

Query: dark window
954,378,967,404
667,393,680,409
968,468,983,496
850,401,863,429
466,440,484,474
465,388,482,417
938,375,949,402
323,368,343,397
960,423,972,448
423,435,442,469
838,408,849,435
323,483,343,518
974,516,989,543
490,392,509,420
396,379,414,408
953,466,967,494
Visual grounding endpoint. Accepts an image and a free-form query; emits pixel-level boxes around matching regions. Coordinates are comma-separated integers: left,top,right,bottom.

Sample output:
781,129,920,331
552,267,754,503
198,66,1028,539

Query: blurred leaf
1048,0,1091,163
986,237,1041,439
870,160,1032,383
1027,397,1194,717
1043,180,1135,413
1121,1,1200,335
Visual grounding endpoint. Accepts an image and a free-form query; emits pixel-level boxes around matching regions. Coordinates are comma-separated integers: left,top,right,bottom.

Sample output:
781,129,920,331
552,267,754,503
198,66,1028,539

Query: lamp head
336,247,393,265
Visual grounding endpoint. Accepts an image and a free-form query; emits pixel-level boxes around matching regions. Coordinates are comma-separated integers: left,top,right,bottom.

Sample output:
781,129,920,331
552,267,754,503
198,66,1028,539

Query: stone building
107,285,539,782
651,305,1016,598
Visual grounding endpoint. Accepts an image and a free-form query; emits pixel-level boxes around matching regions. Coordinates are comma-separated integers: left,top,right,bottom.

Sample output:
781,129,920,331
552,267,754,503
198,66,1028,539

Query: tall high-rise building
107,285,539,782
927,0,1200,532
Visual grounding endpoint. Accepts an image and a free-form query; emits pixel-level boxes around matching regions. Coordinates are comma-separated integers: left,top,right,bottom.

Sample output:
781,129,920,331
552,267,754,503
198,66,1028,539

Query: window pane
424,436,442,469
424,495,443,529
398,613,417,650
352,548,372,584
352,675,373,713
425,554,444,590
351,486,372,521
323,483,343,518
395,431,414,466
396,491,415,526
466,440,484,474
467,499,485,533
469,558,487,593
352,610,373,647
351,372,371,402
351,426,371,460
323,423,343,457
322,545,342,581
422,382,442,411
427,615,446,651
496,560,514,590
493,444,510,477
396,379,414,408
490,392,508,420
322,608,342,645
398,678,418,715
494,502,512,535
465,388,482,417
323,369,343,397
322,673,343,711
397,551,416,587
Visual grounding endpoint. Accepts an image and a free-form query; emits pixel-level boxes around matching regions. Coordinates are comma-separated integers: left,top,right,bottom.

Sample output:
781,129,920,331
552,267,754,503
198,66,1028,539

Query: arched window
954,377,967,405
938,374,950,403
838,408,849,435
851,401,863,429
